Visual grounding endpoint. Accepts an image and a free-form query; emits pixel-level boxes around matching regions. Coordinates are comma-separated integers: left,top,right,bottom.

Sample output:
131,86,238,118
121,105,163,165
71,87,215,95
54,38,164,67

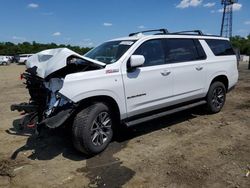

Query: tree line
230,35,250,56
0,41,92,56
0,35,250,56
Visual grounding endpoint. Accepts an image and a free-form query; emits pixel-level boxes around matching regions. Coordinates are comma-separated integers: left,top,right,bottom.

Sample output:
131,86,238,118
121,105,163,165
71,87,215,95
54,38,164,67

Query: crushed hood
26,48,105,78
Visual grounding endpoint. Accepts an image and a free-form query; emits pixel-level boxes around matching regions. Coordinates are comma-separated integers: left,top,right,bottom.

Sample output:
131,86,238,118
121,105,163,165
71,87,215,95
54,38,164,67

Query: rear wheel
72,102,113,155
206,81,226,113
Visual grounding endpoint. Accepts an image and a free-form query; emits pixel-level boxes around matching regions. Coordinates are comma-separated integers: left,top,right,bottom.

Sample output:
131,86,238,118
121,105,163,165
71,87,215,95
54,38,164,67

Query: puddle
77,142,135,188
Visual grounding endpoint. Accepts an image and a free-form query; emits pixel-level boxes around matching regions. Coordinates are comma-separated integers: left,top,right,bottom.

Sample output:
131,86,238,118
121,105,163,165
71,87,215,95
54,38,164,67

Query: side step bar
125,100,206,127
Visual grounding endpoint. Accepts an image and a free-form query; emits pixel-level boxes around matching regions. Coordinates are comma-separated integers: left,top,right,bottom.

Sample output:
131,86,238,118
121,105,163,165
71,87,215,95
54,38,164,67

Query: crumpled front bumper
38,107,75,128
11,103,38,113
11,102,76,129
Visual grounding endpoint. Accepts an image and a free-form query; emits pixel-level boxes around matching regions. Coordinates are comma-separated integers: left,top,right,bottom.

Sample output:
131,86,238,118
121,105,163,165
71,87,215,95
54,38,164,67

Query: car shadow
8,105,207,161
7,106,206,187
114,106,207,142
8,124,84,161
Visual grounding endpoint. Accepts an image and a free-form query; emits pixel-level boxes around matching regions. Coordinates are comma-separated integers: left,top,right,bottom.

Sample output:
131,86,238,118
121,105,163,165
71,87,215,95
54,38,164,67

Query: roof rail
129,28,169,37
172,30,204,35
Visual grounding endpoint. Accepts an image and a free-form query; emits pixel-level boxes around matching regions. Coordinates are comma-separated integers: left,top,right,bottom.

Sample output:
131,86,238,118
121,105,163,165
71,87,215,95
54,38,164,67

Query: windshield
84,40,136,64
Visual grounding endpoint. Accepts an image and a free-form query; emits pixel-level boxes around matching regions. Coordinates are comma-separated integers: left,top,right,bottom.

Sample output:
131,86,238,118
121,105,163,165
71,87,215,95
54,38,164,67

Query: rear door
163,38,207,100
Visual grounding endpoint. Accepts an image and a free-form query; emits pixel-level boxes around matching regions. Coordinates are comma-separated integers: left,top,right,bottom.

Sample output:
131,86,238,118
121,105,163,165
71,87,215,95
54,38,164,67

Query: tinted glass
133,39,165,67
205,39,235,56
194,39,207,59
85,40,136,64
163,39,203,63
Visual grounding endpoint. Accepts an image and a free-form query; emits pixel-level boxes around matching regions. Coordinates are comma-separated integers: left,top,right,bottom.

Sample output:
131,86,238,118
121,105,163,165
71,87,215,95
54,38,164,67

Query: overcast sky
0,0,249,47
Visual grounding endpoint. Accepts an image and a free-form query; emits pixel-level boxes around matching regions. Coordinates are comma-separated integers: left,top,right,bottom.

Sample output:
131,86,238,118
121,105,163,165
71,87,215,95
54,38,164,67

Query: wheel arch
209,75,229,92
77,95,121,123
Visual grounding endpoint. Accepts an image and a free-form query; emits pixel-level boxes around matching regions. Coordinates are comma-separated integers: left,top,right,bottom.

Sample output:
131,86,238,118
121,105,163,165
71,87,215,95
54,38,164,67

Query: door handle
196,66,203,71
161,70,171,76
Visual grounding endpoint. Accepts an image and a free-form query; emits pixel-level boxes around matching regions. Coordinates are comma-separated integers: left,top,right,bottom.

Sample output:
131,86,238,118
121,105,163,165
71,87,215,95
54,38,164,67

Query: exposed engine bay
11,48,104,130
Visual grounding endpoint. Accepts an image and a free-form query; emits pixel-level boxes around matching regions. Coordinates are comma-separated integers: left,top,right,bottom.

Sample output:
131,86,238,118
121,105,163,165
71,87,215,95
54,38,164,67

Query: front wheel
206,81,226,113
72,102,113,156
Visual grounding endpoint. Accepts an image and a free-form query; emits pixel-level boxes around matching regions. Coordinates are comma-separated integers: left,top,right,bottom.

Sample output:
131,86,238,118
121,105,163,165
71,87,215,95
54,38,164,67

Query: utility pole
220,0,238,38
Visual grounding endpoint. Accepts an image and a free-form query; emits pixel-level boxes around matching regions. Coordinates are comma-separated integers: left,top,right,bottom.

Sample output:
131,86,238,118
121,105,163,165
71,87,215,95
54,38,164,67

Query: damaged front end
11,48,104,131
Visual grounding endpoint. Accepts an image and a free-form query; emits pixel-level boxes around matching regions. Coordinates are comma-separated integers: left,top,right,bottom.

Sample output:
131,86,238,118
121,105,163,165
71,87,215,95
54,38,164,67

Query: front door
122,39,173,117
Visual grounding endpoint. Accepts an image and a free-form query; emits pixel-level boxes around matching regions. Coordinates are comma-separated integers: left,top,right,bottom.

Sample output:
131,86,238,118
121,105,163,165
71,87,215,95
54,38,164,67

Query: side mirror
128,55,145,70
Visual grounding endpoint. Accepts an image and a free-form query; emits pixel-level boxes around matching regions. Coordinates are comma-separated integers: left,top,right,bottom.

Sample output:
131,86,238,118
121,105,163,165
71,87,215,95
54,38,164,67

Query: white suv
11,29,238,155
0,56,11,65
17,54,33,64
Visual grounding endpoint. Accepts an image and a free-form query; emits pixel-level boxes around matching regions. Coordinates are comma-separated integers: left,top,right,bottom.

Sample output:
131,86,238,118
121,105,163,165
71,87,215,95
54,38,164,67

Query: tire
206,81,226,113
72,102,113,155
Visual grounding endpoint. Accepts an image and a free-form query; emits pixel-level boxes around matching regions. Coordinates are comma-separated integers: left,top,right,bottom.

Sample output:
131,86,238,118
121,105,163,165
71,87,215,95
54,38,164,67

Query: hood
26,48,105,78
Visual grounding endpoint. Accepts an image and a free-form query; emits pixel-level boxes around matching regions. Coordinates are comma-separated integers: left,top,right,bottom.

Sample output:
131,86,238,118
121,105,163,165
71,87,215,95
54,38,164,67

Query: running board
125,100,206,127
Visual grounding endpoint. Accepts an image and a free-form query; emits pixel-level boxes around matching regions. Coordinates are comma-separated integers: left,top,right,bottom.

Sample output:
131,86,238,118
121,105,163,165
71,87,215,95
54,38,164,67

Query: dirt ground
0,63,249,188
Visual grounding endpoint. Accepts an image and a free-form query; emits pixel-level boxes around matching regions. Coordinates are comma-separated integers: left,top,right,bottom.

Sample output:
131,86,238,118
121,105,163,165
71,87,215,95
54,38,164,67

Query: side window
205,39,235,56
163,39,202,64
194,39,207,60
133,39,165,67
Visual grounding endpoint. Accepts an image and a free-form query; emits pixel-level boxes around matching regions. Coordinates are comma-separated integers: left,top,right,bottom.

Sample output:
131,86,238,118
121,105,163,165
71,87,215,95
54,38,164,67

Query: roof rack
128,29,218,37
172,30,204,35
129,28,169,37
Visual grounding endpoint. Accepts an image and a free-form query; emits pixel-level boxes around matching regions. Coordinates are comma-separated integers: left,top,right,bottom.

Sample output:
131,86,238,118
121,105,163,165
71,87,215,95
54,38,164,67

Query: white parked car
17,54,33,64
0,56,11,65
11,29,238,155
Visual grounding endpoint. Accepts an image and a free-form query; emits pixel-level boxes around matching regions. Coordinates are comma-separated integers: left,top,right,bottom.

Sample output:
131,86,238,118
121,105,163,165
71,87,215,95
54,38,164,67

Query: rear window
205,39,235,56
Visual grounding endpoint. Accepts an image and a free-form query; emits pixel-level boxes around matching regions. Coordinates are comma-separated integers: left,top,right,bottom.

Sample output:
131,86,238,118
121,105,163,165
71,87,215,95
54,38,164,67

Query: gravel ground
0,63,249,188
